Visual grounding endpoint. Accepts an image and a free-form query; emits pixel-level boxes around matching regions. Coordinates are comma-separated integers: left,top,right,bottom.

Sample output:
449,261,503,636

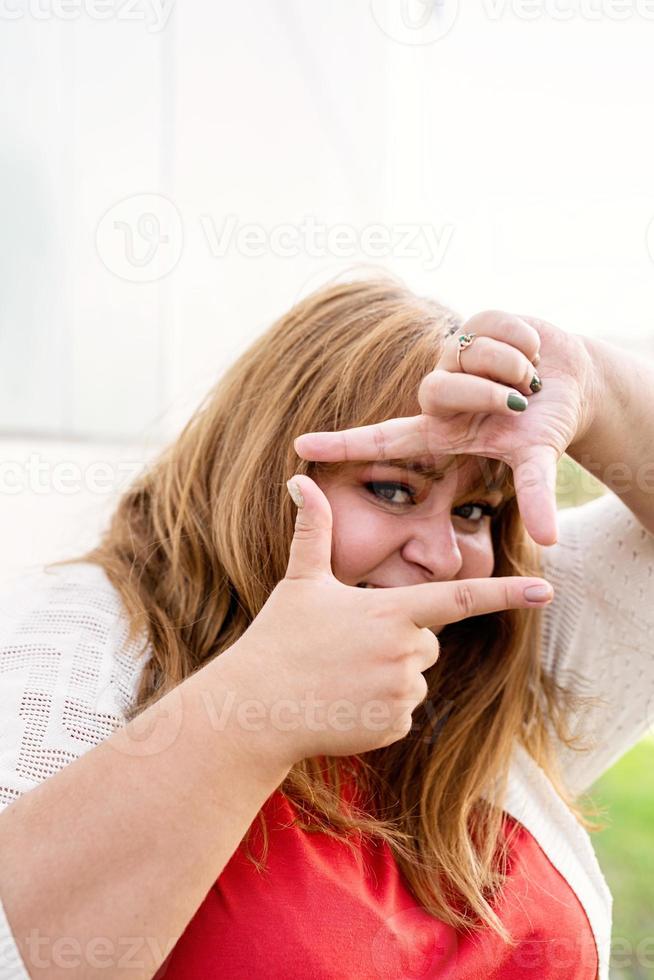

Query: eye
364,482,502,521
365,481,417,506
453,501,499,524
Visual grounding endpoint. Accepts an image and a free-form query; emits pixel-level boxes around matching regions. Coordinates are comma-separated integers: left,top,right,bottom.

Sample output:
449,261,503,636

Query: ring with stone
455,332,477,373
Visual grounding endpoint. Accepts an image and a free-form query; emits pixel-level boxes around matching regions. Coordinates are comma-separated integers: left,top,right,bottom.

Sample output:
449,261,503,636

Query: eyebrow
369,458,509,497
374,459,448,480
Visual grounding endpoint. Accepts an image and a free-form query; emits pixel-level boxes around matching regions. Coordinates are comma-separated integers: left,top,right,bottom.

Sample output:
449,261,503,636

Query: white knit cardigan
0,490,653,980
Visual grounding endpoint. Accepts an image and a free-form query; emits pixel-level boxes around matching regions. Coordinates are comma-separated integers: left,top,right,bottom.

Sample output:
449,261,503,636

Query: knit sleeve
0,562,147,977
539,490,654,797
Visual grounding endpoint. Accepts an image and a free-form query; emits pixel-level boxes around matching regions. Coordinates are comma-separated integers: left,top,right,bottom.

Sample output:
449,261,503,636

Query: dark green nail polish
507,392,528,412
529,373,542,393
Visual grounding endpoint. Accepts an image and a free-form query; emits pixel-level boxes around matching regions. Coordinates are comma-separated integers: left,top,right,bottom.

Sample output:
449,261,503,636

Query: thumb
285,475,335,580
512,445,560,546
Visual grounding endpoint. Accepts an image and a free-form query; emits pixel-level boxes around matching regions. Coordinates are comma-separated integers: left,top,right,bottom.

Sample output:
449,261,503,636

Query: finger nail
286,480,304,508
507,392,528,412
524,584,553,603
529,373,542,393
533,352,541,367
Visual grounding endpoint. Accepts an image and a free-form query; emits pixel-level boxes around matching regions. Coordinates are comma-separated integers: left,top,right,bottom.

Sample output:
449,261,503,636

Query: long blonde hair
58,275,592,940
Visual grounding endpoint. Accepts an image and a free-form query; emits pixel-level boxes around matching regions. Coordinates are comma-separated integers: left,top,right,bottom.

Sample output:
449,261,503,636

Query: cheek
457,529,495,578
328,499,393,581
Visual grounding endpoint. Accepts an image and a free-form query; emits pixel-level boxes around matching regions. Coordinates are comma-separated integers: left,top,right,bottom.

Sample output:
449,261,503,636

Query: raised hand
229,475,555,766
293,311,598,546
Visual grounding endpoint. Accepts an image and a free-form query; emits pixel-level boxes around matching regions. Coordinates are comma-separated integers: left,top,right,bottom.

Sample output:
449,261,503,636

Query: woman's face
314,455,504,598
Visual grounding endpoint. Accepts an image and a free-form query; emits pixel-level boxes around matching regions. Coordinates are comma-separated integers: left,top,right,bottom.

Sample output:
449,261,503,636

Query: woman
0,277,651,979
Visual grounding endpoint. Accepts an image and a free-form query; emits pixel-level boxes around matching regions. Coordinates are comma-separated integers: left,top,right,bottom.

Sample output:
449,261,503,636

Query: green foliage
556,454,606,510
590,738,654,980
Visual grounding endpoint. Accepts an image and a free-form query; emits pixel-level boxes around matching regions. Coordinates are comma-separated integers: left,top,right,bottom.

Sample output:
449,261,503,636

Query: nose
399,507,463,582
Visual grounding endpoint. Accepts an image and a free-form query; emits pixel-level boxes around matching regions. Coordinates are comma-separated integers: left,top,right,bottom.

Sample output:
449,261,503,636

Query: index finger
294,414,428,462
388,575,554,629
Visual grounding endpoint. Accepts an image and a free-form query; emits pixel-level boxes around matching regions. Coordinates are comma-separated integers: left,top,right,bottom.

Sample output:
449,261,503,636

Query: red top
156,772,598,979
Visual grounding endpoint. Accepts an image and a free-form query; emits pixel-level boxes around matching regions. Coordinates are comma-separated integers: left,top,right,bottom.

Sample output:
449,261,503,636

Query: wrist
567,333,609,455
204,640,299,778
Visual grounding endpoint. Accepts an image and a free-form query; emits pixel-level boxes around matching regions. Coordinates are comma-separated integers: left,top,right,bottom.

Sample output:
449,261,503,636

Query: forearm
0,644,292,979
567,334,654,534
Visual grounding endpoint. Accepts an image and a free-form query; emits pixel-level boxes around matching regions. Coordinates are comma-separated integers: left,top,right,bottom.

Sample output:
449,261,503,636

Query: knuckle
396,712,414,738
473,335,491,356
503,581,512,609
292,523,323,542
516,466,543,491
405,637,423,660
394,661,417,698
521,355,537,385
415,673,429,703
508,352,528,383
427,632,440,663
454,583,476,618
467,309,506,331
518,318,543,352
368,596,397,625
418,369,445,405
372,423,388,460
511,318,542,359
418,629,439,664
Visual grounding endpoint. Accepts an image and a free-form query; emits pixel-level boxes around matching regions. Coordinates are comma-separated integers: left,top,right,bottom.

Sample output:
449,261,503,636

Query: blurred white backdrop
2,0,654,580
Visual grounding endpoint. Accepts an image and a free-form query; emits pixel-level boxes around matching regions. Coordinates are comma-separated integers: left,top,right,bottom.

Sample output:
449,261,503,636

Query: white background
2,0,654,580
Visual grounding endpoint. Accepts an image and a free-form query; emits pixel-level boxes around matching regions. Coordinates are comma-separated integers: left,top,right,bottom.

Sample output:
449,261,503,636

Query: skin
315,457,504,591
294,311,560,543
296,309,654,542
